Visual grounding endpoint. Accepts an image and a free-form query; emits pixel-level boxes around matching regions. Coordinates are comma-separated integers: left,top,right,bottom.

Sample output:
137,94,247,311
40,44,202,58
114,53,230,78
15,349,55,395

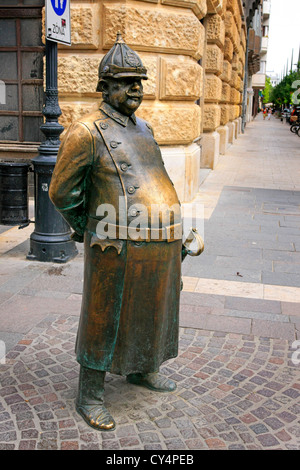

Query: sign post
27,0,77,263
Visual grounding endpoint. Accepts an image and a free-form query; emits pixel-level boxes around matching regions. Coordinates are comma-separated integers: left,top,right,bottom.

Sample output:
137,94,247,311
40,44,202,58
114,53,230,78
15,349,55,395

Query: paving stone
256,433,280,448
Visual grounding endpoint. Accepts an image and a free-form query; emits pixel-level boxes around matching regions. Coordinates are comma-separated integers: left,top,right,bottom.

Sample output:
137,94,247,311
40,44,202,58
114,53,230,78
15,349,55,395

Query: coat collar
99,101,136,127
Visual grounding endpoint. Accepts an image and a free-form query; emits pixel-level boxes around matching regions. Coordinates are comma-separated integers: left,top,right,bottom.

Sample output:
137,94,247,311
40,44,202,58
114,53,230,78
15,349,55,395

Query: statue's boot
76,366,115,431
126,371,176,393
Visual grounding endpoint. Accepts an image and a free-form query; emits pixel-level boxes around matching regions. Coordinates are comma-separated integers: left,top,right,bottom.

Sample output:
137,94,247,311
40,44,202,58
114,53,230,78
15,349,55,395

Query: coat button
100,122,108,130
130,208,138,217
120,163,128,172
127,186,135,194
110,141,119,148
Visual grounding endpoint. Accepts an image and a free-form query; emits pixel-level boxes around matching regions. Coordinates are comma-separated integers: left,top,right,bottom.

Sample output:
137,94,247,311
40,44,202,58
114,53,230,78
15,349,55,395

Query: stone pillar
201,10,224,169
56,0,207,203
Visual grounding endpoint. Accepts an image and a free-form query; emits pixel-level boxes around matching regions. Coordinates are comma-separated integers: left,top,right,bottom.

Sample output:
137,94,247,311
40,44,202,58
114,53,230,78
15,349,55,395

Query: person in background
267,108,272,120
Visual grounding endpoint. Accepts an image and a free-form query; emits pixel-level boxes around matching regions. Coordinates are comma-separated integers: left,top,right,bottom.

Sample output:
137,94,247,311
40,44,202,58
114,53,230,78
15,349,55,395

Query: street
0,113,299,450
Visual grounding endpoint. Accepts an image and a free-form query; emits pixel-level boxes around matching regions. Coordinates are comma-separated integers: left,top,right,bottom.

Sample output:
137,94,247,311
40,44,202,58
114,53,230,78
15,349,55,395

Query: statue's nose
132,81,141,90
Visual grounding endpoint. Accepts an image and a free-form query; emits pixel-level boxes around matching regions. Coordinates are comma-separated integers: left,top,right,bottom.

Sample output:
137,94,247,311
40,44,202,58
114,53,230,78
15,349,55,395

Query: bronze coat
49,102,182,374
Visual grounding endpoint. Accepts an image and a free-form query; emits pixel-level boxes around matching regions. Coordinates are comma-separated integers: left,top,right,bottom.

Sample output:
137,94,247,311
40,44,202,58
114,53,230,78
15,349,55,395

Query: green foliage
270,65,300,107
263,76,273,104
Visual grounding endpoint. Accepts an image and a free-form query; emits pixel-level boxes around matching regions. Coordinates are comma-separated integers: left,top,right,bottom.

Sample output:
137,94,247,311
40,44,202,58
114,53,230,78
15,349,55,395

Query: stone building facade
56,0,248,202
0,0,267,203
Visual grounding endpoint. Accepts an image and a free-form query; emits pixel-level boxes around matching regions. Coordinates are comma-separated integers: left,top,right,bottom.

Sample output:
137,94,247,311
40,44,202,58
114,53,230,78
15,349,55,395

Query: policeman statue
49,33,201,431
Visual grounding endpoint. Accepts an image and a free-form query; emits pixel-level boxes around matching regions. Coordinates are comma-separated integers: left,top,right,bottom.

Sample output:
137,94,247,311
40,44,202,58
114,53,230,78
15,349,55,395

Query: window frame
0,2,45,144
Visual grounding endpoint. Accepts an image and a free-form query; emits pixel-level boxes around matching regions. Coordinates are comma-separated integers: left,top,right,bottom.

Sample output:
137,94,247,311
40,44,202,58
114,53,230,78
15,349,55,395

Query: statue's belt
86,217,182,243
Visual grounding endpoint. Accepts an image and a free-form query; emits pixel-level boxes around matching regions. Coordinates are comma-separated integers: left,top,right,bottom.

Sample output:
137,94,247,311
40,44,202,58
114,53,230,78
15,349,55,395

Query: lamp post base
27,237,78,263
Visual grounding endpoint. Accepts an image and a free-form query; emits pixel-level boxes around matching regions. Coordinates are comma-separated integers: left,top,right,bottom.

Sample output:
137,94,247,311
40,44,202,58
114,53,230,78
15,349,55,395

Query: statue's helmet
97,32,148,91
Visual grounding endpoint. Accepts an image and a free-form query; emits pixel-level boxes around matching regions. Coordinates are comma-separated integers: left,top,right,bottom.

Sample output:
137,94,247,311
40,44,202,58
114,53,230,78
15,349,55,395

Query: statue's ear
96,79,107,93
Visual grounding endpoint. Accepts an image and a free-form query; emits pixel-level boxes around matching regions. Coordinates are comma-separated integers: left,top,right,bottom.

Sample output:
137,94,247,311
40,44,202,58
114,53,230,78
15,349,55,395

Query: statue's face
102,77,144,116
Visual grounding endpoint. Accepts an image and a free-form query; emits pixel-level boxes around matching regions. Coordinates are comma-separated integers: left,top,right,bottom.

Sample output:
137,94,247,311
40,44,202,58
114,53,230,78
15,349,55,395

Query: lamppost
27,38,77,263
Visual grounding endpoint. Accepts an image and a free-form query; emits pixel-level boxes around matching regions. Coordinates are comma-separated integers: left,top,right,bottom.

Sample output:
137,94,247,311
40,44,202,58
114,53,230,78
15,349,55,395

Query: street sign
46,0,71,46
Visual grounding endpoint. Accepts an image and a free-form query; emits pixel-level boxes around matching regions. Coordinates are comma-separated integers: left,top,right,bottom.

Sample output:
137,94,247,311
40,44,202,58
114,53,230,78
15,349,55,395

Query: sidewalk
0,114,299,450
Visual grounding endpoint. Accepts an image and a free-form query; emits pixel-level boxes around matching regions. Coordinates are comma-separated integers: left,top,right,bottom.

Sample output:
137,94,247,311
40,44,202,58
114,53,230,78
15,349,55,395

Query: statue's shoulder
136,116,154,136
76,109,104,131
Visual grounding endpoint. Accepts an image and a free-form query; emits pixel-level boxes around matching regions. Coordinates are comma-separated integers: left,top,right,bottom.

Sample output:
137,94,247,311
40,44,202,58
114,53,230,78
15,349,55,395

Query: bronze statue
49,33,203,431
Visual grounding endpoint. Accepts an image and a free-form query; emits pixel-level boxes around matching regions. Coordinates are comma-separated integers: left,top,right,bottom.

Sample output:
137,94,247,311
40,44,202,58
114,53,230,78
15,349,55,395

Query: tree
263,76,273,104
270,68,300,108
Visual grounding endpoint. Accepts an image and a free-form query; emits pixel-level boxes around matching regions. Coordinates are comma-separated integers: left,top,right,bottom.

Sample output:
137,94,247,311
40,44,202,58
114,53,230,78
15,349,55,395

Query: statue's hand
182,228,204,261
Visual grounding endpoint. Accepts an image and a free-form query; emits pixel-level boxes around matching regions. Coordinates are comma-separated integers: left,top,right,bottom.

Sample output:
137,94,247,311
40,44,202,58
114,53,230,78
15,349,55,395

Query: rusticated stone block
58,55,101,94
235,74,242,92
204,74,222,103
103,3,203,59
206,0,223,14
228,104,240,121
161,143,200,202
237,58,244,77
201,131,220,169
57,54,157,99
67,4,100,49
206,13,225,47
231,22,240,53
239,46,245,66
224,10,239,53
159,58,202,101
136,103,201,144
220,104,230,125
217,125,229,155
221,82,231,103
232,53,239,71
221,60,232,83
161,0,207,19
224,37,233,61
230,69,239,89
59,101,99,134
226,0,241,30
226,0,236,14
196,22,206,60
205,44,223,76
203,104,221,131
230,87,240,104
234,104,240,119
234,11,242,33
241,27,246,51
140,55,158,98
225,11,234,39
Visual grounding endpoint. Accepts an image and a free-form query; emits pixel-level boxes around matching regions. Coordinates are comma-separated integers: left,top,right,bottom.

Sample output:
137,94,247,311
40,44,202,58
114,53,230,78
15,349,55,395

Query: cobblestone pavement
0,318,299,450
0,115,299,450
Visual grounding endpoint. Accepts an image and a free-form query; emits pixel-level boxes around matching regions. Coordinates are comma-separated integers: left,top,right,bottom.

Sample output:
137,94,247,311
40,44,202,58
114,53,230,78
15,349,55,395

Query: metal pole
27,39,78,263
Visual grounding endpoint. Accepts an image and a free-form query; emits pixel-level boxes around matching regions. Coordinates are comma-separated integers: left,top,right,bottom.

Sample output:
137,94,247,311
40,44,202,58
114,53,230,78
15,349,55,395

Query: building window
0,1,45,143
260,61,266,74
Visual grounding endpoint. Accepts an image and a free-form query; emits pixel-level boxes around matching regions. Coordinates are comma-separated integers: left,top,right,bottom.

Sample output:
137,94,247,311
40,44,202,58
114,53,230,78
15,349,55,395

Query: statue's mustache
126,92,143,99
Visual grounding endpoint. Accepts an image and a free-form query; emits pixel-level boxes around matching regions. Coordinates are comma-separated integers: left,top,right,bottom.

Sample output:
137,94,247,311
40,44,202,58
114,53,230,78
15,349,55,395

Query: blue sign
50,0,67,16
